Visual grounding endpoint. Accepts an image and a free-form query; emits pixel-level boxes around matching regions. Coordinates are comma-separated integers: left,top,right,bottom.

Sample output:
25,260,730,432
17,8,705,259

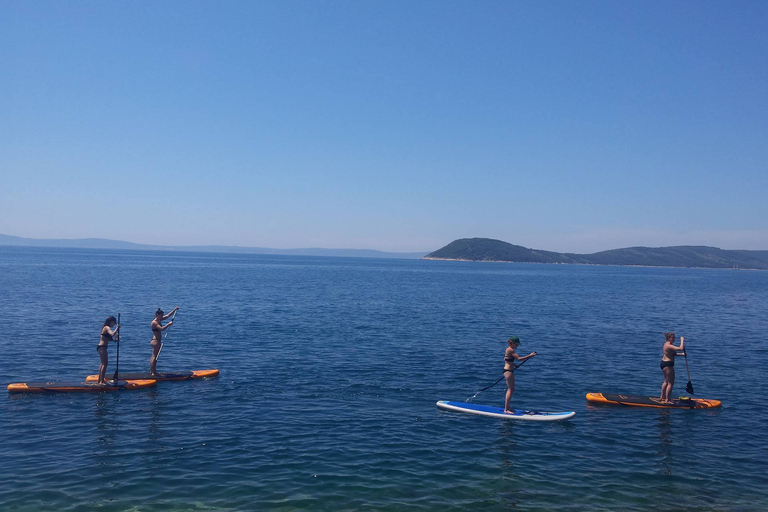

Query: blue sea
1,247,766,511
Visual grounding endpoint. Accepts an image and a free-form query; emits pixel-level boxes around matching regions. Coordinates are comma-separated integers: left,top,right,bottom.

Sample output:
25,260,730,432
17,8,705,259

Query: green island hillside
424,238,768,270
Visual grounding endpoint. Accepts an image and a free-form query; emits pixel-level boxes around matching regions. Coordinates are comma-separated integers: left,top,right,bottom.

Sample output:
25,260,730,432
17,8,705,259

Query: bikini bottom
660,359,675,370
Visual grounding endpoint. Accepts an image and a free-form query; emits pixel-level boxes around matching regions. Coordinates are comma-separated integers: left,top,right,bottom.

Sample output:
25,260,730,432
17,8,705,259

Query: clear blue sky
1,1,766,252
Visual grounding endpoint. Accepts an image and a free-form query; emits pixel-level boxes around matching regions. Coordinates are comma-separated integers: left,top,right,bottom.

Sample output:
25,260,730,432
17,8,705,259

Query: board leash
157,308,178,360
465,358,530,403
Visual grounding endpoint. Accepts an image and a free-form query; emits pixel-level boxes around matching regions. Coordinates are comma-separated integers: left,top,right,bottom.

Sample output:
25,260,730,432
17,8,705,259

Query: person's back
662,341,677,361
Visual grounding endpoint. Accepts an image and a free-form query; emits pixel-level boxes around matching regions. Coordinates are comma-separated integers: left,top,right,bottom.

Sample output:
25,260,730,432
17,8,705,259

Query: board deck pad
7,379,156,393
85,369,219,382
437,400,575,421
586,392,721,409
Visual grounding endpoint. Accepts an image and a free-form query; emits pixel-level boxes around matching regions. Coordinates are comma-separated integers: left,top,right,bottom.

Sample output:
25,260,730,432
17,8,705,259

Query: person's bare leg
661,367,675,403
150,342,161,376
665,368,675,403
504,372,515,413
98,348,108,385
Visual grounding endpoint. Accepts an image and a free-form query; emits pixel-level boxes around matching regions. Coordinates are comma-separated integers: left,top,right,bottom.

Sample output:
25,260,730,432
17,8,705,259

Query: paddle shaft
465,358,532,402
683,348,694,394
157,308,178,360
112,313,120,381
481,358,530,391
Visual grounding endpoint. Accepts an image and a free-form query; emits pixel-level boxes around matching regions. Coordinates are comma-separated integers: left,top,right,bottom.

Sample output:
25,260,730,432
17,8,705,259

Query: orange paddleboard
7,379,156,393
586,392,721,409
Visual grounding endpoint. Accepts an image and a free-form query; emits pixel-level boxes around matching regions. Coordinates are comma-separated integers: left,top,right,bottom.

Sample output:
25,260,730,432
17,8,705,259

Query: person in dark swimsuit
503,336,537,414
150,306,179,376
660,332,685,404
97,316,119,385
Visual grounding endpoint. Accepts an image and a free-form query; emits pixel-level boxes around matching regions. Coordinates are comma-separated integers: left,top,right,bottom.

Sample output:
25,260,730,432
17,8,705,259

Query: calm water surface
1,247,766,511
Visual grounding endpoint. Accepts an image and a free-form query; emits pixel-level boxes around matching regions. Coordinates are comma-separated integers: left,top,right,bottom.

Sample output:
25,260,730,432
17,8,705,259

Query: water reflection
147,386,163,443
94,393,117,450
496,421,522,507
655,410,673,475
498,421,518,470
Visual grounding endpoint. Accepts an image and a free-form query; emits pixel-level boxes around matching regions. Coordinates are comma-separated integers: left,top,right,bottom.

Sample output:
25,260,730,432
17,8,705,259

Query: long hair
103,316,117,328
664,332,675,342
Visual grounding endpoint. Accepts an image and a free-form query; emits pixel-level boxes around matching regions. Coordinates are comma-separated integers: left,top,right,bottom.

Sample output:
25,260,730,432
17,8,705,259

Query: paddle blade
686,381,694,395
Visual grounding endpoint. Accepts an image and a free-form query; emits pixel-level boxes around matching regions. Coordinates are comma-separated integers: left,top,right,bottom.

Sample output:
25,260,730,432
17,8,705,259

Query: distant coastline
422,256,761,270
424,238,768,270
0,234,427,260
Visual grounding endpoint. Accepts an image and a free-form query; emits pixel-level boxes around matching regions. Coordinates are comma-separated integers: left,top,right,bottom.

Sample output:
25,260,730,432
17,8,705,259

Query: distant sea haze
0,234,427,260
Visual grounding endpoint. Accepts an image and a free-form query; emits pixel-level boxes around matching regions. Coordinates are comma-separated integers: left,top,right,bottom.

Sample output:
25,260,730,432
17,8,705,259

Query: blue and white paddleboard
436,400,575,421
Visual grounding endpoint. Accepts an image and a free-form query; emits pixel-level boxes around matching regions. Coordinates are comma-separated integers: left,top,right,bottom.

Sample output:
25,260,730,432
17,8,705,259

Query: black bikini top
101,328,114,341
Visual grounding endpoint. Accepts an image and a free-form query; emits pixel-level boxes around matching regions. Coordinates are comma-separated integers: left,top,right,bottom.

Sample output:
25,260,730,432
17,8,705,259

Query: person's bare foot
505,409,515,414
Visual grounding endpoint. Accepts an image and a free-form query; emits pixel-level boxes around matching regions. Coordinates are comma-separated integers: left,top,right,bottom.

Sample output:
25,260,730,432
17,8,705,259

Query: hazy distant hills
5,233,767,268
0,234,427,260
424,238,768,270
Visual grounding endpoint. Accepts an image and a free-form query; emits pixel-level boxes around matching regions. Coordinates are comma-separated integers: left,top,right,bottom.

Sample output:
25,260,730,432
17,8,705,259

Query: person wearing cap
504,336,537,414
150,306,179,376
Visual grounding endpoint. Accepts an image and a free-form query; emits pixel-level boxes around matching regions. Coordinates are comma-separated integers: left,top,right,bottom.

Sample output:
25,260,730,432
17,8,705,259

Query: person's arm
160,321,173,331
521,351,538,361
162,306,179,321
675,336,685,354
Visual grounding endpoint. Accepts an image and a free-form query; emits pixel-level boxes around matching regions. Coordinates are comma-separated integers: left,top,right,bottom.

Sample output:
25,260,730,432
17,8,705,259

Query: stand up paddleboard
85,369,219,382
7,379,156,393
436,400,575,421
586,393,721,409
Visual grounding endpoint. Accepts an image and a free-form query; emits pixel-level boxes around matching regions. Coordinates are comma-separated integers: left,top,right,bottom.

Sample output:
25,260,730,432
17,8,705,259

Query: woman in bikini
150,306,179,376
660,332,685,403
504,336,537,414
97,316,119,385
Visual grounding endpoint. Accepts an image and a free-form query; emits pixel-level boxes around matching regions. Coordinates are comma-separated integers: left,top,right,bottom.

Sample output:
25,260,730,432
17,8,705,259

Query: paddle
112,313,121,382
465,357,532,403
683,346,694,395
157,308,178,360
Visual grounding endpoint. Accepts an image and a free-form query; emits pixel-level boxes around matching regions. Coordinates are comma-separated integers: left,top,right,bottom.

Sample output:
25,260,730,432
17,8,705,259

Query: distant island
424,238,768,270
0,234,427,260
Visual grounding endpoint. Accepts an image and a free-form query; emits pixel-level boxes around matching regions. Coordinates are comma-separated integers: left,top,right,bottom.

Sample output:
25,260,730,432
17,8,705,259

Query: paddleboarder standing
504,336,537,414
660,332,685,404
97,316,119,385
150,306,179,376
